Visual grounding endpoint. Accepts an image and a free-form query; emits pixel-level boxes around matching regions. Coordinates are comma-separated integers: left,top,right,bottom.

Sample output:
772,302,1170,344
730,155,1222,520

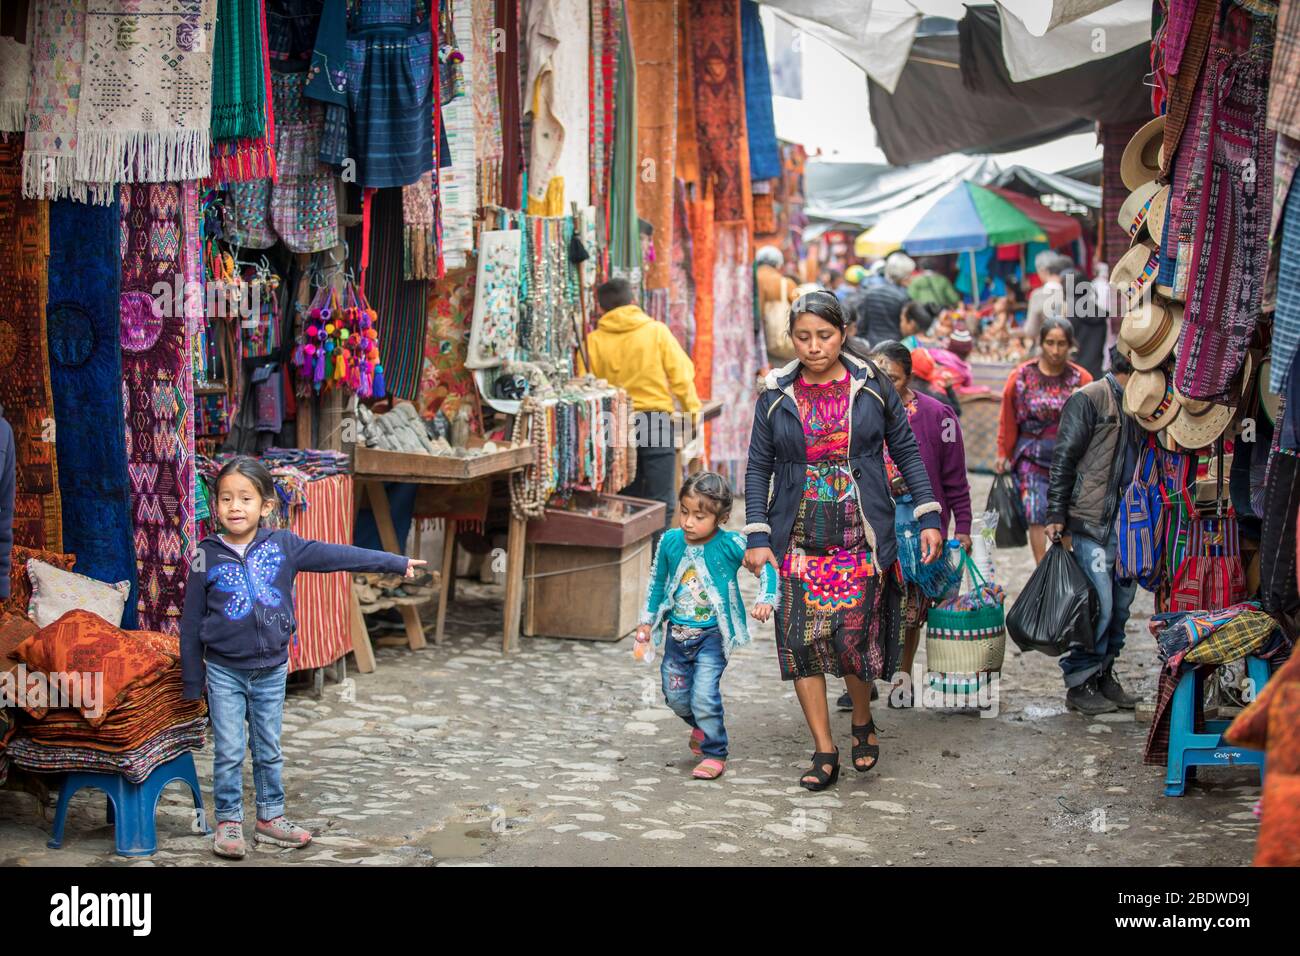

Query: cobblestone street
0,477,1263,867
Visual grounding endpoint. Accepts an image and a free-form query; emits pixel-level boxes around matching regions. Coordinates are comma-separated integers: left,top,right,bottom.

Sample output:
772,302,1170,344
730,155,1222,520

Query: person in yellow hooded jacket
580,279,701,535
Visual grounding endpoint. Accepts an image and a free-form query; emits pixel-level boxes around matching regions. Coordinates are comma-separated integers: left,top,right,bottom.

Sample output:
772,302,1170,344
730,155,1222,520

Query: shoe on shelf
1097,664,1138,709
1065,676,1119,716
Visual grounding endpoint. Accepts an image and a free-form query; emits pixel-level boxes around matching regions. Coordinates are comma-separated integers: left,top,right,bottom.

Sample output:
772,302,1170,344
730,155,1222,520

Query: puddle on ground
406,822,494,859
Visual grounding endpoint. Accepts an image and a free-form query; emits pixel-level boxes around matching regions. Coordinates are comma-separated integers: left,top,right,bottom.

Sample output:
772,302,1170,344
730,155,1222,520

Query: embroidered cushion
3,546,76,617
15,610,174,725
26,560,131,629
0,612,41,746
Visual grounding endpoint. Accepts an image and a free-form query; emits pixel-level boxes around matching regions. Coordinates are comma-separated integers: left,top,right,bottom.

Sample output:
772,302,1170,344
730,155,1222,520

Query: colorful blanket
76,0,219,184
419,267,483,433
0,141,62,552
689,0,751,225
47,196,140,629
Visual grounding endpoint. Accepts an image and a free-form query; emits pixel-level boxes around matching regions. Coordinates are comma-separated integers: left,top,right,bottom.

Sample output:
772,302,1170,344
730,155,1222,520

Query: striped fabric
1100,119,1148,268
1117,443,1164,588
289,474,354,673
348,187,429,401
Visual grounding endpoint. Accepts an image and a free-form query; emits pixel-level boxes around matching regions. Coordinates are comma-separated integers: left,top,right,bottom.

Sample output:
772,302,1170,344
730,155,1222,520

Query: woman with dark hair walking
743,291,944,790
995,317,1093,564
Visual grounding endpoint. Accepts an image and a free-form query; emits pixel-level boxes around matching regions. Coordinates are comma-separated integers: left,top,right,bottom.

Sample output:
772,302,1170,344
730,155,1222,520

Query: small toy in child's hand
633,625,654,662
751,603,773,623
405,559,428,578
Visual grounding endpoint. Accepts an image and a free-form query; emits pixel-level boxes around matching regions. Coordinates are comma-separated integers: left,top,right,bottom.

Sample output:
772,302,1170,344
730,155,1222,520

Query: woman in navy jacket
743,291,943,790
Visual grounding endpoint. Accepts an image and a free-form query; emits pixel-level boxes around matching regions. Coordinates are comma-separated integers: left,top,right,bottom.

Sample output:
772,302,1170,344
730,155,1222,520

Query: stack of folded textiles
260,447,351,478
6,611,208,785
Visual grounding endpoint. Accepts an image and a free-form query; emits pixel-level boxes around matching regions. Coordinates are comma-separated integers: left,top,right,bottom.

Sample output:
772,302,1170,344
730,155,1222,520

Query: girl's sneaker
213,821,246,859
255,816,313,848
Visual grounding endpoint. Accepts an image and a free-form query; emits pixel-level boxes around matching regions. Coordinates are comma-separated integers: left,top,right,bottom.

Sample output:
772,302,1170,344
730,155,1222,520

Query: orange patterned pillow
3,546,76,617
15,609,174,726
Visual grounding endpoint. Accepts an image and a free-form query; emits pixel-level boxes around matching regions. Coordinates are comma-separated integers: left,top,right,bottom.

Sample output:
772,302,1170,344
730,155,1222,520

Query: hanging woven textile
440,0,478,271
119,182,197,633
689,0,751,227
667,177,695,352
739,0,779,183
76,0,221,184
608,3,640,279
0,141,62,552
419,267,484,433
47,195,140,628
21,0,114,204
628,0,678,291
688,192,715,461
0,1,30,132
473,0,504,206
710,222,756,474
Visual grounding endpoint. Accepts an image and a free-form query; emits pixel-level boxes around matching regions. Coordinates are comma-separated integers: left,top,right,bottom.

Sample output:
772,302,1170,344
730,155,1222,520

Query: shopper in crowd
1022,251,1068,344
907,256,961,311
181,457,425,860
1045,346,1141,715
869,341,971,708
580,278,702,538
1061,262,1107,379
995,317,1093,564
855,251,914,346
743,291,943,790
0,408,13,604
636,472,777,780
757,245,798,366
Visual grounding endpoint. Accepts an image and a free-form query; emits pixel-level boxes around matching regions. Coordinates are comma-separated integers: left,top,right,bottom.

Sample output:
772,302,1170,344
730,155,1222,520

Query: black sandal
852,719,880,773
799,749,840,791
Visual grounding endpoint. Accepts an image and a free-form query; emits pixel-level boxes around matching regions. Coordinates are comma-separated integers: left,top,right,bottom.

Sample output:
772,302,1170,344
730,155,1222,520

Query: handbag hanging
1168,441,1247,612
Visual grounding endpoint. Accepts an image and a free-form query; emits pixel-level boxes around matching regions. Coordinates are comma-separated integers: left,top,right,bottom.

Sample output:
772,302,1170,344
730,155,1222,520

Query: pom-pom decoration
292,278,385,399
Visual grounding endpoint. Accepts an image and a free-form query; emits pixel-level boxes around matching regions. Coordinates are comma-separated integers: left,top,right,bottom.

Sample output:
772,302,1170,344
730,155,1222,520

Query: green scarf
210,0,267,141
608,5,639,275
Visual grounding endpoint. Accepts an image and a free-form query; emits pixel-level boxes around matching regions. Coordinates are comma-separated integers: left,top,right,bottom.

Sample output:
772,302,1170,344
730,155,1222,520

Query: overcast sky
763,6,1104,173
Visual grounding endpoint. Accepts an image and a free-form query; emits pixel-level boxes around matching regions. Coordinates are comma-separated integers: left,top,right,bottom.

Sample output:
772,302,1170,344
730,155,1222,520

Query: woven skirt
775,495,889,681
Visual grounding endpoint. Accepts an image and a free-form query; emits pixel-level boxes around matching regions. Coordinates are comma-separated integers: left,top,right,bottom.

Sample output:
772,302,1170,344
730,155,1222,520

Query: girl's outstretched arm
284,532,415,576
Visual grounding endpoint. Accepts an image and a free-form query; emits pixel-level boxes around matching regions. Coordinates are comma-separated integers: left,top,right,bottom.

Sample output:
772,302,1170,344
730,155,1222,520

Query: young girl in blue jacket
635,472,777,780
180,457,423,859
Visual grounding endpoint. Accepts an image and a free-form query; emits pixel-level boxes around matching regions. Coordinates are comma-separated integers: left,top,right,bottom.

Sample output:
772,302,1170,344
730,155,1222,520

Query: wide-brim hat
1124,367,1181,432
1119,298,1183,371
1259,358,1280,425
1166,353,1254,451
1144,185,1170,248
1112,241,1160,310
1194,452,1234,505
1119,181,1161,242
1121,116,1166,191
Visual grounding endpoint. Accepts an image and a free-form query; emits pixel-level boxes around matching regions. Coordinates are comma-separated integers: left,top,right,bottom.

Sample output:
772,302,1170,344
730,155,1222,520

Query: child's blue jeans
661,625,729,759
205,660,288,823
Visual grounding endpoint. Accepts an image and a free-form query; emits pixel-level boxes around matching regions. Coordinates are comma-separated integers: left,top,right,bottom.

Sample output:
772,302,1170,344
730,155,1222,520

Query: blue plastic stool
1164,656,1270,797
47,751,210,856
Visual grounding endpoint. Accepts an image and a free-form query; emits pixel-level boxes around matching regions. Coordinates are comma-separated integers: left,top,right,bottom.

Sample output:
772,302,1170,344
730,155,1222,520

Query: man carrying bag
1043,347,1142,716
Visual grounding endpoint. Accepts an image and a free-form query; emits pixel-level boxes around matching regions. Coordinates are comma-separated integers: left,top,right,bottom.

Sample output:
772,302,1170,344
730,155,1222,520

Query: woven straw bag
924,551,1006,686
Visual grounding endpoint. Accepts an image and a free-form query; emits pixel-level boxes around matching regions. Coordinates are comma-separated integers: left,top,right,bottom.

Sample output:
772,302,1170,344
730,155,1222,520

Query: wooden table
347,442,535,669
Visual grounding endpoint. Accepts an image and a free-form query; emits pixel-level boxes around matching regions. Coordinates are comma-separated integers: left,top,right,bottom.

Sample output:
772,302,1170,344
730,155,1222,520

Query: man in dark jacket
854,252,913,346
0,410,14,602
1045,347,1140,716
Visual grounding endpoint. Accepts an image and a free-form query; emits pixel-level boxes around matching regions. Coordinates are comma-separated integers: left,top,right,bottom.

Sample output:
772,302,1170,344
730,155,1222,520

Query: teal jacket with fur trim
640,529,778,658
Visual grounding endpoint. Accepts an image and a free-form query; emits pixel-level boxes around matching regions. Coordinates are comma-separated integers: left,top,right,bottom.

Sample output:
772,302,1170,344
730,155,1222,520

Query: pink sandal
692,758,726,780
689,727,706,756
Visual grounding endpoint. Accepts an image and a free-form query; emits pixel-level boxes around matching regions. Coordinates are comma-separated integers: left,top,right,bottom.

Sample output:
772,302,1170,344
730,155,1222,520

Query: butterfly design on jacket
208,541,286,621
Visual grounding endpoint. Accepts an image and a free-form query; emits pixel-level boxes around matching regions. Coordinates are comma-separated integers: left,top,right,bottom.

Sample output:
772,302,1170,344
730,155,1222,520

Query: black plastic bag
1006,543,1099,657
986,472,1028,548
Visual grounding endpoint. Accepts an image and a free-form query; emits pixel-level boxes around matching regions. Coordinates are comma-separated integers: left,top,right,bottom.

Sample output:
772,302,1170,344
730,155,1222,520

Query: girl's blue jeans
205,660,289,823
661,626,729,759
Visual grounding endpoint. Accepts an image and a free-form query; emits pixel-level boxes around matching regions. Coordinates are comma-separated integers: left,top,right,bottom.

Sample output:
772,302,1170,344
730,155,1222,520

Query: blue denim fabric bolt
1060,527,1138,688
660,627,729,759
206,660,289,823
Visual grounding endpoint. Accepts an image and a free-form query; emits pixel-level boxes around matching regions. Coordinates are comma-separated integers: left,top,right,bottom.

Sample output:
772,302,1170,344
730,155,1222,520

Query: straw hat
1118,181,1161,241
1121,116,1165,191
1119,298,1182,371
1112,241,1160,310
1124,366,1181,432
1144,186,1170,248
1166,354,1254,451
1259,358,1280,425
1194,452,1234,505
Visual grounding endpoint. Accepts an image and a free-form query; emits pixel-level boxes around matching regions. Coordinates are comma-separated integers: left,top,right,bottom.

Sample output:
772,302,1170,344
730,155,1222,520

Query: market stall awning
854,180,1045,258
992,165,1102,209
987,186,1082,247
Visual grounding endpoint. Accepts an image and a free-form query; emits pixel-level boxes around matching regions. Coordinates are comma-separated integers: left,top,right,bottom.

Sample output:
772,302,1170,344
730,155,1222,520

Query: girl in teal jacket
635,473,777,780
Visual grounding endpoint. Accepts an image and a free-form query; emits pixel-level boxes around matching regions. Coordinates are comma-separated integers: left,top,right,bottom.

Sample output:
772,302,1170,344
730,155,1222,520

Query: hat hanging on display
1119,299,1182,371
1112,241,1160,310
1167,354,1253,451
1119,181,1162,241
1144,186,1170,248
1194,452,1234,506
1124,366,1181,432
1121,116,1166,191
1259,358,1280,425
